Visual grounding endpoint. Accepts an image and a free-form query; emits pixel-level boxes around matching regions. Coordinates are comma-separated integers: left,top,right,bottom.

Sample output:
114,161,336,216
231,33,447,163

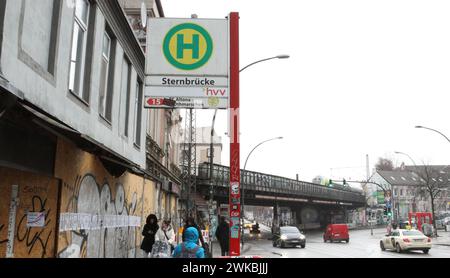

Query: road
238,228,450,258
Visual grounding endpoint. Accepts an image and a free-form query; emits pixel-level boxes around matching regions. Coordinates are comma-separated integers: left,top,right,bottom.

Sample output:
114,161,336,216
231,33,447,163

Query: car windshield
280,227,300,234
402,230,424,236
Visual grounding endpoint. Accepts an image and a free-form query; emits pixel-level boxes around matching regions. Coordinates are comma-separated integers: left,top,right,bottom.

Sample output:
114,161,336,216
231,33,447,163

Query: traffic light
329,179,333,186
343,179,346,185
383,207,387,215
387,208,392,218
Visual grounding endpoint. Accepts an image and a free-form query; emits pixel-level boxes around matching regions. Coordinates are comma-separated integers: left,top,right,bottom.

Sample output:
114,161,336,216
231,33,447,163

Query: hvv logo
205,88,228,96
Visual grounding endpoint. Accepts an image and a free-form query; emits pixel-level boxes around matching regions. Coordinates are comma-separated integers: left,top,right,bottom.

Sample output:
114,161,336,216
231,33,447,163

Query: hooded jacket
173,227,205,258
140,214,159,253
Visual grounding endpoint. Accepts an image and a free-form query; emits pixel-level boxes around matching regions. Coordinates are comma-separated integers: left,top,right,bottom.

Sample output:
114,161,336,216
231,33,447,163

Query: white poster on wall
26,212,46,227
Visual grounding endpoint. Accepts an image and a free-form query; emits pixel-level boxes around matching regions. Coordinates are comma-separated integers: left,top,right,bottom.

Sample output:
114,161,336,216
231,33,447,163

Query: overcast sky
162,0,450,184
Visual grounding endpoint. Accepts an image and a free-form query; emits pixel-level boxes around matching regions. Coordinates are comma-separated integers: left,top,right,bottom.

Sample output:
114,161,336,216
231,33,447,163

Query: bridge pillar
272,202,280,234
292,206,302,227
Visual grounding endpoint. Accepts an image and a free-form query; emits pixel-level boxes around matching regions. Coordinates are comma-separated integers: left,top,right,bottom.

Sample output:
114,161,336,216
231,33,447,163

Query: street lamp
415,125,450,143
394,151,418,167
240,55,290,73
241,136,283,247
414,125,450,237
394,151,419,223
214,54,288,255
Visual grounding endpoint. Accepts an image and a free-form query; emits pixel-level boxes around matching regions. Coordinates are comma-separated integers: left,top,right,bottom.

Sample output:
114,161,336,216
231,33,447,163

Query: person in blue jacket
173,227,205,258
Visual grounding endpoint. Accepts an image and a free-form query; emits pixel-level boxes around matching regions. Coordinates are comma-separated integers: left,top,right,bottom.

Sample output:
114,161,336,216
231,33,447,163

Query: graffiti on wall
0,224,7,245
16,193,53,258
58,174,141,258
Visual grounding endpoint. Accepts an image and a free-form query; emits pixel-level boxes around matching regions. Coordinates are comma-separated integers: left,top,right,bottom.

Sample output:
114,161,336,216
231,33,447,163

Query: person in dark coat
182,217,205,246
141,214,159,255
215,216,229,256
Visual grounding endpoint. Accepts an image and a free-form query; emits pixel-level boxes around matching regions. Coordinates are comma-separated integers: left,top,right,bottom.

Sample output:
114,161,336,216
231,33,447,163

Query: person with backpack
173,227,205,258
181,217,210,256
155,219,176,254
140,214,159,256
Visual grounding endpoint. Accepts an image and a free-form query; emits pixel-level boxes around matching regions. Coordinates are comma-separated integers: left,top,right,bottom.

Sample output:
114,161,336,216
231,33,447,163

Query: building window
394,189,398,196
99,29,115,121
68,0,90,101
400,189,403,196
134,79,143,147
119,57,132,137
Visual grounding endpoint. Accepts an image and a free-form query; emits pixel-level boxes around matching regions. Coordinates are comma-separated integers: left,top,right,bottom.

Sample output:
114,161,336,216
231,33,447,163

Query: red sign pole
228,12,240,257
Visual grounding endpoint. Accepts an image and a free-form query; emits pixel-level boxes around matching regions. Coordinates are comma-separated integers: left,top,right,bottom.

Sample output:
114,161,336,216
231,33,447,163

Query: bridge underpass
196,163,366,230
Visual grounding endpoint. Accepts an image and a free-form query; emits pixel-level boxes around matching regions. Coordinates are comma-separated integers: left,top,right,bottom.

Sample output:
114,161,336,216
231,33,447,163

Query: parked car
323,224,349,243
380,229,431,254
272,226,305,248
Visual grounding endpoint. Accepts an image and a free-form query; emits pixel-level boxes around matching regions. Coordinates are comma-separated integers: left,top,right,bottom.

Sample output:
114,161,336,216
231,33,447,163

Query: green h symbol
177,34,199,59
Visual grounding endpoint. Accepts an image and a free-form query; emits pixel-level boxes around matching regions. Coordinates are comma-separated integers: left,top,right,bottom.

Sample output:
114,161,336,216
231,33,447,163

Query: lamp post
415,126,450,143
222,54,288,254
241,136,283,247
414,125,450,237
240,55,290,73
394,151,419,223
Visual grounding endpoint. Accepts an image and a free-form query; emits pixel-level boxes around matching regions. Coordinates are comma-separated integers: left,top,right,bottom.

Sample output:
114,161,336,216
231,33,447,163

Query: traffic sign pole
228,12,240,257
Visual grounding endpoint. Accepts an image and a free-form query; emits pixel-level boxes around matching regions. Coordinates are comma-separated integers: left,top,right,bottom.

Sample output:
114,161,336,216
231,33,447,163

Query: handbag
163,230,175,253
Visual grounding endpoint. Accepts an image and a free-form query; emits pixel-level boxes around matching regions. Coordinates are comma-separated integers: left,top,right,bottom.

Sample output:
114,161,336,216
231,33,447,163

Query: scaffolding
180,109,197,221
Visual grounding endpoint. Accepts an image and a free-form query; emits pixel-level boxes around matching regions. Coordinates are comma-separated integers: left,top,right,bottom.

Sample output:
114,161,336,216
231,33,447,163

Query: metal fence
197,163,366,204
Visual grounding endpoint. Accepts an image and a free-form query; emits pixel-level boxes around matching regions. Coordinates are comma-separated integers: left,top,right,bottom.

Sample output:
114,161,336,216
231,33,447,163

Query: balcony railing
146,135,165,161
197,163,366,204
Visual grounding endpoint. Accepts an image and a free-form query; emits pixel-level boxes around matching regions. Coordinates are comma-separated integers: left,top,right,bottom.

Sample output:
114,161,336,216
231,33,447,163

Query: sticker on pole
230,217,240,239
231,182,239,195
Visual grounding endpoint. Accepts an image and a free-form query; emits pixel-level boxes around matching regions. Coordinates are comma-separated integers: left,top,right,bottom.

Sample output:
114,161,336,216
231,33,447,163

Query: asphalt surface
235,228,450,258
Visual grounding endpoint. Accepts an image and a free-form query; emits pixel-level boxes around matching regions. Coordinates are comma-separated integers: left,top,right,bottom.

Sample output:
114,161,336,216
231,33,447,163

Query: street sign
145,17,229,108
145,96,228,109
146,86,229,98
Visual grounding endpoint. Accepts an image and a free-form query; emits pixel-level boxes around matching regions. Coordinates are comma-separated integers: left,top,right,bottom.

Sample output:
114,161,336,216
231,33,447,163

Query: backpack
149,241,171,258
175,243,200,258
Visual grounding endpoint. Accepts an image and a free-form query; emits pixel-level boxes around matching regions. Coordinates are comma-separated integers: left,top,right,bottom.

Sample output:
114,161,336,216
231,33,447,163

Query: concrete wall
1,0,146,168
54,138,155,258
0,167,60,258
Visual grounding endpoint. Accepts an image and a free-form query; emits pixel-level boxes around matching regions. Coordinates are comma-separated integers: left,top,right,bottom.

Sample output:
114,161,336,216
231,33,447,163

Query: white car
380,229,432,254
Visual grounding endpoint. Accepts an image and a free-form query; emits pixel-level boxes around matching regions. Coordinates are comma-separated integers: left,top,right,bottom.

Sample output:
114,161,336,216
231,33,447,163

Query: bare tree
412,165,450,236
375,157,394,171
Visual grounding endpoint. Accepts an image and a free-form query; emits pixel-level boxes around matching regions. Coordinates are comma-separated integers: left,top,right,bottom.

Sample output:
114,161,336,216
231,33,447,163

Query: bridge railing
197,163,366,204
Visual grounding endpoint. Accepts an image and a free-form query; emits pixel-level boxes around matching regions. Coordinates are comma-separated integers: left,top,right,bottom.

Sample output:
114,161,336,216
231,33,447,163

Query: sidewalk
211,239,269,258
433,230,450,246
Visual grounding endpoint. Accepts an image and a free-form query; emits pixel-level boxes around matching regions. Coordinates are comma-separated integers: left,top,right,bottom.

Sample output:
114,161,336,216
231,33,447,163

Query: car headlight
299,234,305,240
280,235,288,240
